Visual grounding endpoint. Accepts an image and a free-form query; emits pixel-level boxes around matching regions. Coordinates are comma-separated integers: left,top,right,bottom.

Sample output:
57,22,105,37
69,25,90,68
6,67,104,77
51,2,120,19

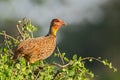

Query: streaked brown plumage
13,18,65,63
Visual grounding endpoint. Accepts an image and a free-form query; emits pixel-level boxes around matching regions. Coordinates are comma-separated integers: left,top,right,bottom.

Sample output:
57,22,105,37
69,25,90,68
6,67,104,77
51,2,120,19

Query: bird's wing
13,38,41,60
16,37,46,55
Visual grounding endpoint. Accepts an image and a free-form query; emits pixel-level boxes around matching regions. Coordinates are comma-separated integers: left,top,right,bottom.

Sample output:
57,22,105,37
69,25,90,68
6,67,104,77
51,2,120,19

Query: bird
13,18,65,63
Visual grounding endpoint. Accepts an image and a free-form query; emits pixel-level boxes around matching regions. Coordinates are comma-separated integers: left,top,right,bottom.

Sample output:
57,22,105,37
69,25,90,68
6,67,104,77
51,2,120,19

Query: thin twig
3,31,14,54
53,70,60,80
0,32,18,41
31,32,33,38
52,61,73,68
57,47,65,64
4,31,7,39
81,57,117,72
81,57,102,63
29,20,34,38
35,70,40,80
16,24,25,40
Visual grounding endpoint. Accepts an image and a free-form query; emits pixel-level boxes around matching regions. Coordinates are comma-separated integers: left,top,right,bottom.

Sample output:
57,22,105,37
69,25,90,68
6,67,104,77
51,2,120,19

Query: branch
81,57,102,63
52,61,73,68
3,31,14,54
57,47,65,64
0,31,18,41
16,24,25,40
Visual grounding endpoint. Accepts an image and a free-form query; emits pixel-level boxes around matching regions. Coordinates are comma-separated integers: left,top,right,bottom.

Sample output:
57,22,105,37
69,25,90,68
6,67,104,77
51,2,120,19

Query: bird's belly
38,45,55,59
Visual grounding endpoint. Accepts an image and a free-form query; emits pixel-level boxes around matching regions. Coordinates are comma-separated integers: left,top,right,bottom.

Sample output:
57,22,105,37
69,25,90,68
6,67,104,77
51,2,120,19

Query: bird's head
50,18,65,36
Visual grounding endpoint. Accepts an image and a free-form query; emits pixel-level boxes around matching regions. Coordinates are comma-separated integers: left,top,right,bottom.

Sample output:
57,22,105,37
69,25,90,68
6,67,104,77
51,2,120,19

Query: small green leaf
61,53,65,57
113,68,117,72
73,54,77,60
89,58,93,62
18,20,22,23
102,60,107,65
54,53,58,57
64,57,69,62
16,63,21,69
109,63,112,69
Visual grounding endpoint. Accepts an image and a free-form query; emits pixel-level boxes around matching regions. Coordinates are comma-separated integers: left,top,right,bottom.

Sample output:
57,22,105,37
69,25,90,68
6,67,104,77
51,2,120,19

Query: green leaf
89,58,93,62
73,54,77,60
16,63,21,69
102,60,107,65
113,68,117,72
61,53,65,57
64,57,69,62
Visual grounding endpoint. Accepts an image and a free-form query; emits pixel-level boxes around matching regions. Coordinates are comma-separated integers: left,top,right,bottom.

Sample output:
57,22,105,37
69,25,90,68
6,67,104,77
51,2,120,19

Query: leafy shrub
0,18,117,80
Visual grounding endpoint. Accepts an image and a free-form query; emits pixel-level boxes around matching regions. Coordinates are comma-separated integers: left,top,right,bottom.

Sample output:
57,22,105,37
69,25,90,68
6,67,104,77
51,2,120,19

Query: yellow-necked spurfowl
13,18,65,63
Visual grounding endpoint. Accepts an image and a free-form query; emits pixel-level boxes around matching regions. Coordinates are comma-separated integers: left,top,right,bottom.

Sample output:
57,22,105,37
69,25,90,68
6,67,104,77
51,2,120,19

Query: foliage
0,18,117,80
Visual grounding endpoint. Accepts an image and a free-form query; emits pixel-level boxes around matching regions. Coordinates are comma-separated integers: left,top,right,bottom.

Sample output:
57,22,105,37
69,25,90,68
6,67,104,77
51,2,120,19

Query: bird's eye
55,20,60,22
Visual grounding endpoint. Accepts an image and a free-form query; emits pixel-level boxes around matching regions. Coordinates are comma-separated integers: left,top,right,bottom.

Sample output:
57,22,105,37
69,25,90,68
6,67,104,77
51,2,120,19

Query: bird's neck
46,25,60,36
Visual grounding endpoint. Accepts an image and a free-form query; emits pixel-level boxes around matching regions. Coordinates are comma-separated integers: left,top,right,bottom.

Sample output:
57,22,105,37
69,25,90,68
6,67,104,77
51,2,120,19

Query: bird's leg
26,61,29,66
26,61,30,69
38,60,43,71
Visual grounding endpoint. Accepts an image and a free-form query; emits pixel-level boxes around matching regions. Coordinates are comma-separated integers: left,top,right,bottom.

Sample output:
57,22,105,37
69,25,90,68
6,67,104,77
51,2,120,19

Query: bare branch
52,61,73,68
16,24,25,40
3,31,14,54
0,31,18,41
57,47,65,64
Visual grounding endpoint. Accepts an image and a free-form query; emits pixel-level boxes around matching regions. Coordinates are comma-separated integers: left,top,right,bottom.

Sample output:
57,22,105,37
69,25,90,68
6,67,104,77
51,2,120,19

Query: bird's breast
39,35,56,59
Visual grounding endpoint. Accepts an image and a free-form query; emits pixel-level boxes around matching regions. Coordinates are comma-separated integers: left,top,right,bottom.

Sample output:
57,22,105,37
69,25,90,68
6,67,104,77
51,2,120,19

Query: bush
0,18,117,80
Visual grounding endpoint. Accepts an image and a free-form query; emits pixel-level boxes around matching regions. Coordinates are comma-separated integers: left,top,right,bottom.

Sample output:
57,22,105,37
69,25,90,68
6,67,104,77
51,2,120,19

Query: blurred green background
0,0,120,80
